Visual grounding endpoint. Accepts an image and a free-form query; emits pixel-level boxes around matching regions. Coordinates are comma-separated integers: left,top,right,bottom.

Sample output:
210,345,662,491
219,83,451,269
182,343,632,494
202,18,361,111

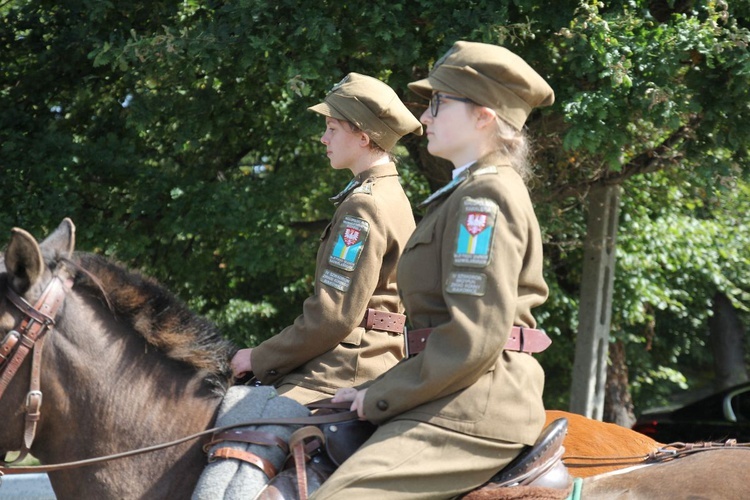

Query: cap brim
407,78,434,100
307,102,347,121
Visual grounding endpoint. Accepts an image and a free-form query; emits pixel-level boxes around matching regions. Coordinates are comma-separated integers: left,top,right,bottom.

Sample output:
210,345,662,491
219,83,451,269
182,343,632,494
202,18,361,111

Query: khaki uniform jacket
362,156,548,446
252,163,415,395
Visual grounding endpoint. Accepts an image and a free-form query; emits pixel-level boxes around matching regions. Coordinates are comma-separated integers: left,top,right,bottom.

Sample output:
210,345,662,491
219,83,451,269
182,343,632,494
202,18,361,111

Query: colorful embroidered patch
320,269,352,292
453,197,498,267
445,272,487,296
328,215,370,272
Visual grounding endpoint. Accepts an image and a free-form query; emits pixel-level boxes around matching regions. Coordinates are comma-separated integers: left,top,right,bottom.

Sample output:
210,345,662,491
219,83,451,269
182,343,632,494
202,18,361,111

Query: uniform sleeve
252,193,388,384
363,181,532,422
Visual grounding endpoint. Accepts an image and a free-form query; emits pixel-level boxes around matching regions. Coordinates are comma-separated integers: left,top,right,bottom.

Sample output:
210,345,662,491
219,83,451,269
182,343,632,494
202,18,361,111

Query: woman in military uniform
231,73,422,404
311,41,555,498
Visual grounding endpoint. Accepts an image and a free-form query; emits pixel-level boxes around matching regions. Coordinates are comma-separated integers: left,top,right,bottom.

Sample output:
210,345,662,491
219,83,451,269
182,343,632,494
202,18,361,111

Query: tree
2,0,749,417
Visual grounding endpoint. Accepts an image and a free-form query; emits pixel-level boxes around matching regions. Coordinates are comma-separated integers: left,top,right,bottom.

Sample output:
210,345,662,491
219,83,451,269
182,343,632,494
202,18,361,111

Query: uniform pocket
319,221,333,242
435,365,495,422
400,214,440,291
340,327,364,347
404,216,435,250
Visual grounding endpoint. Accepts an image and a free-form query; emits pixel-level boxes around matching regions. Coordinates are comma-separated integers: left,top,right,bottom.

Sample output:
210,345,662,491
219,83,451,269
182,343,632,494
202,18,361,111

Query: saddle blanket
192,385,310,500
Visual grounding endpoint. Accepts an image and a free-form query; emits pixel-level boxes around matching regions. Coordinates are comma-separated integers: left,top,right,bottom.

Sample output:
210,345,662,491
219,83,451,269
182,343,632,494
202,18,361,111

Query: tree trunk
603,339,636,427
708,292,748,390
404,138,453,193
569,184,621,420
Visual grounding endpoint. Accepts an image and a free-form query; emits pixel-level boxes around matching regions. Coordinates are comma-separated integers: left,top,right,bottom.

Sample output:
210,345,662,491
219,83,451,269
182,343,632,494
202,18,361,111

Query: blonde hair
490,115,532,184
464,102,533,184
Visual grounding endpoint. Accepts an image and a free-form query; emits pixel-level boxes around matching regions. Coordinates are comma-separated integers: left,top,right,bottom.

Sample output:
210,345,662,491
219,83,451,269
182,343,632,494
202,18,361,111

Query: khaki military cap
309,72,423,152
408,41,554,130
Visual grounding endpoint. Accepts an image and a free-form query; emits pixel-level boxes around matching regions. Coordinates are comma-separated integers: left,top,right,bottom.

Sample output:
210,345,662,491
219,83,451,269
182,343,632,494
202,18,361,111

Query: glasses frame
429,93,474,117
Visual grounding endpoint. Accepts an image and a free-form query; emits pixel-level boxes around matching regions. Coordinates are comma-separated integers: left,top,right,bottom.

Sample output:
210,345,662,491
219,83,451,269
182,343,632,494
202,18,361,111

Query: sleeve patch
328,215,370,271
453,197,498,267
320,269,351,292
445,272,487,296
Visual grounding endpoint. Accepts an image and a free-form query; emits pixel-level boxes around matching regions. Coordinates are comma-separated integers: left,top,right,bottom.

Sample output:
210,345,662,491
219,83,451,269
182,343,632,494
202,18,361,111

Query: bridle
0,272,73,465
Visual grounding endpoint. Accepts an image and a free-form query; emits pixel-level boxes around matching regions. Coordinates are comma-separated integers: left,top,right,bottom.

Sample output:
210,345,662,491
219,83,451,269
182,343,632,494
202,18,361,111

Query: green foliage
615,174,750,410
2,0,749,414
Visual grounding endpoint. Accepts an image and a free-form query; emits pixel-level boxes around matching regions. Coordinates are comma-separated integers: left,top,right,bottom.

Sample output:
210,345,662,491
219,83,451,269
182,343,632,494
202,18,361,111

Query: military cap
309,72,423,152
408,41,554,130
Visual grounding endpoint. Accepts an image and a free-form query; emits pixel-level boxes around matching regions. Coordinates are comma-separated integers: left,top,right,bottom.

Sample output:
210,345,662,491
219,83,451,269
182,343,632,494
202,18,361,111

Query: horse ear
40,218,76,259
5,227,45,294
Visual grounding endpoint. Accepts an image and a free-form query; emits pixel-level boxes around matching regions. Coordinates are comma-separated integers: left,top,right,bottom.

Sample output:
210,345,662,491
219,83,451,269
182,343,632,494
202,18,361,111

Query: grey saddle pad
192,385,310,500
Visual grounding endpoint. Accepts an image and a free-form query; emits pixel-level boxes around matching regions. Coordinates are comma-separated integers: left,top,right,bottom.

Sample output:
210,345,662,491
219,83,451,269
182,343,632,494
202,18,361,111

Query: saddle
256,417,572,500
197,389,571,500
462,418,573,500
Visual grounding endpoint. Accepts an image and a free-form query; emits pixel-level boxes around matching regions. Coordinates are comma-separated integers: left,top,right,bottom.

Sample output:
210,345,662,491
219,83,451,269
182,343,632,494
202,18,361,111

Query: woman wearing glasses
311,41,555,498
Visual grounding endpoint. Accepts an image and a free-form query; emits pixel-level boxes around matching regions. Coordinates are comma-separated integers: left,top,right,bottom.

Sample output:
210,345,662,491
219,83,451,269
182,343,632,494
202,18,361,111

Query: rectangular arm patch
329,215,370,272
453,197,498,267
320,269,351,292
445,272,487,296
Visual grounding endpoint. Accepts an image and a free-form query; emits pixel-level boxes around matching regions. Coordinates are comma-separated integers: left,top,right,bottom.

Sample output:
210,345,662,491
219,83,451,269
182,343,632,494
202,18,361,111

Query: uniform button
267,370,278,376
377,400,389,411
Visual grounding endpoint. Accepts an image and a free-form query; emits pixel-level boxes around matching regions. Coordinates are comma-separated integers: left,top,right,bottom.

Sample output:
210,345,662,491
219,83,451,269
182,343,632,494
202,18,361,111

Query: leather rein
562,438,750,470
4,274,746,480
0,271,358,476
0,408,358,476
0,273,73,466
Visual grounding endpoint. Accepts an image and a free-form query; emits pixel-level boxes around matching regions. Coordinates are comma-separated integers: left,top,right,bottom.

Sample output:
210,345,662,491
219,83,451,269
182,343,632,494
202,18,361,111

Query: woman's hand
331,387,357,402
230,348,253,378
350,388,368,420
331,387,369,420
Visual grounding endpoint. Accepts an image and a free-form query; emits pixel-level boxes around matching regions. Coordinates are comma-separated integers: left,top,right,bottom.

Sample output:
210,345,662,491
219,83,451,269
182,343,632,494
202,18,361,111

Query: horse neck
35,293,222,499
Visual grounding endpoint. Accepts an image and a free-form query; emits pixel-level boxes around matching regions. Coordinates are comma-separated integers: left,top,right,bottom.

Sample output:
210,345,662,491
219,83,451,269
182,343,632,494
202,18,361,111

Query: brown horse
2,219,747,499
544,410,662,477
0,218,235,498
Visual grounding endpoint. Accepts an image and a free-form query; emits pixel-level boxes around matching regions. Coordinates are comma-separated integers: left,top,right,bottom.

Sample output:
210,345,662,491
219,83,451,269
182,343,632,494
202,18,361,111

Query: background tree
2,0,748,421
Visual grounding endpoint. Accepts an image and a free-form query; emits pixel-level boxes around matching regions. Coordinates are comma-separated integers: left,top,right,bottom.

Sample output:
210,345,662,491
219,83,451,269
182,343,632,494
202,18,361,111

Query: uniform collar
329,162,399,206
418,169,470,208
418,153,511,208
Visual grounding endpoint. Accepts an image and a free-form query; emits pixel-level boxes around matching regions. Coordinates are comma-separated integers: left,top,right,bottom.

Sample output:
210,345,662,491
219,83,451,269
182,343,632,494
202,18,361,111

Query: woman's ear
475,106,498,130
359,132,372,148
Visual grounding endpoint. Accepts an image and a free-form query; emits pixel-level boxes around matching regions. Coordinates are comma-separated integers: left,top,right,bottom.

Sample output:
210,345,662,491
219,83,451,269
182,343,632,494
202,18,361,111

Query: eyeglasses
429,93,474,117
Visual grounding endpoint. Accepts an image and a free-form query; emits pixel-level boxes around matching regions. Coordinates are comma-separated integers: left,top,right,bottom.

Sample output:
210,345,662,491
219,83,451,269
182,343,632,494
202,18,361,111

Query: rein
0,408,358,475
562,439,750,469
0,273,73,464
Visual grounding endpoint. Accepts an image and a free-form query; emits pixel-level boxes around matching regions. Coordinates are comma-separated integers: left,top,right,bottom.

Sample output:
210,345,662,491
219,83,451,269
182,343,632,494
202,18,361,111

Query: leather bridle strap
0,274,73,462
0,409,359,475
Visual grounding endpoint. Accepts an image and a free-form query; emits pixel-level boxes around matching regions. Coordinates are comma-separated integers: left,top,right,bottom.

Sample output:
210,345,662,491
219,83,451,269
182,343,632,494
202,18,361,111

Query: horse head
0,218,76,457
0,219,237,499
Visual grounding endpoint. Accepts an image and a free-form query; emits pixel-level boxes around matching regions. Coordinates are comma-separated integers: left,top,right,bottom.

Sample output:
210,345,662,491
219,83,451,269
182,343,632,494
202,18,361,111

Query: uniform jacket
252,162,415,394
362,155,549,446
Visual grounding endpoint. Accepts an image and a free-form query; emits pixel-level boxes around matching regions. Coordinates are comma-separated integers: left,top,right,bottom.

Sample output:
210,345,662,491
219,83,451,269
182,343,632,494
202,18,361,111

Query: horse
2,219,746,499
544,410,662,477
0,218,236,498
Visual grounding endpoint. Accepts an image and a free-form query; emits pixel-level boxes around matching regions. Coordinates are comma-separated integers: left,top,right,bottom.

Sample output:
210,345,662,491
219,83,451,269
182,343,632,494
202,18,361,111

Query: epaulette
352,181,373,195
473,166,498,176
418,172,469,208
329,179,361,206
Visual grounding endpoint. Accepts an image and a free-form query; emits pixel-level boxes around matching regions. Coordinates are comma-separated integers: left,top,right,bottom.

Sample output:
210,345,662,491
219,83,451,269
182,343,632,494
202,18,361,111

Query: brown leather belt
405,326,551,357
359,308,406,334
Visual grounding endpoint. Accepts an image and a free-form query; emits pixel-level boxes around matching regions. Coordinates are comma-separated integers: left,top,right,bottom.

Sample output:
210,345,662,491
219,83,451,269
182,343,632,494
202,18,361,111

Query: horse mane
67,252,237,395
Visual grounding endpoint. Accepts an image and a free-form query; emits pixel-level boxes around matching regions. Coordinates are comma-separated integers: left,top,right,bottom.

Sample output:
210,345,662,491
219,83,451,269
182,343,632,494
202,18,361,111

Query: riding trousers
309,419,524,500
